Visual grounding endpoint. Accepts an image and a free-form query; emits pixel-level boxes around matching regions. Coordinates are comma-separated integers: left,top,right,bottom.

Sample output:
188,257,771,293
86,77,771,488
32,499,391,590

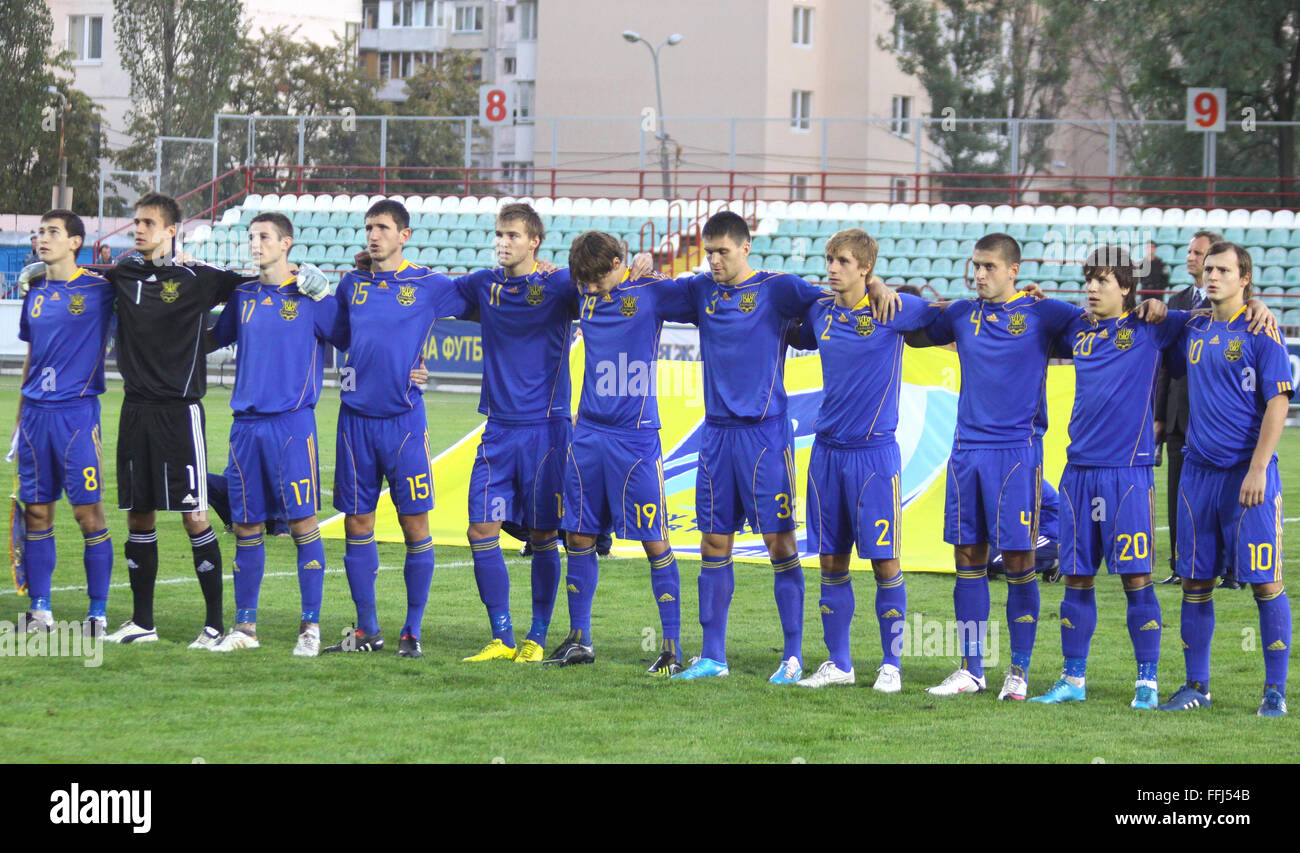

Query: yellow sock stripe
1254,588,1284,602
236,536,265,547
293,529,322,545
700,558,731,570
1183,591,1215,603
877,573,905,589
1005,569,1037,584
1128,581,1153,592
83,531,111,546
649,552,675,569
406,540,434,554
955,568,987,579
772,555,801,572
1074,583,1096,591
532,537,560,552
822,572,851,585
569,545,597,556
27,529,55,541
345,534,376,546
469,538,500,551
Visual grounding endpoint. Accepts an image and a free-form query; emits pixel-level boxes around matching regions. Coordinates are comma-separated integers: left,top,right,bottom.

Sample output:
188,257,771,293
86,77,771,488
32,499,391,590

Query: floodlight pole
623,31,682,200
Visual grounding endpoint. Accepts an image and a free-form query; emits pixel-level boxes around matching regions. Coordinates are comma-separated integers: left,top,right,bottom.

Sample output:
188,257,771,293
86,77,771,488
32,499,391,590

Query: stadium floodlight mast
622,30,683,200
47,86,69,208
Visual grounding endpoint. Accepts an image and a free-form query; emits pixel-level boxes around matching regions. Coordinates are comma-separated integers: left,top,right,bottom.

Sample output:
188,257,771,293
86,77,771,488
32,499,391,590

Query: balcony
359,26,447,53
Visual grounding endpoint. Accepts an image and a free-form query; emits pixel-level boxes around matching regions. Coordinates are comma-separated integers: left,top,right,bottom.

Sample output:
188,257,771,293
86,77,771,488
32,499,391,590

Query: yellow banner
324,342,1076,573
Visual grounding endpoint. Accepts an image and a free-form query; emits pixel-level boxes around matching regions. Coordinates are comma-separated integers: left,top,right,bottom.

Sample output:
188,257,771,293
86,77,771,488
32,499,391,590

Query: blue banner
422,319,484,376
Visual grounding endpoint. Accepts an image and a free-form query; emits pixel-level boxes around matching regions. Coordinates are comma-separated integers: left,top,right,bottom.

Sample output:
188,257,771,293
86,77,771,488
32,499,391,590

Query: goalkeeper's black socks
125,530,159,630
190,527,224,631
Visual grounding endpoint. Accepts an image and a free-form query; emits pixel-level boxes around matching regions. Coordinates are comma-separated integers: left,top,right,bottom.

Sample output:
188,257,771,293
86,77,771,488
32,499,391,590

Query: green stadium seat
429,228,449,247
475,248,493,264
1286,268,1300,285
894,238,916,256
306,211,326,227
1005,223,1028,240
467,229,490,249
453,213,475,229
1264,247,1287,265
456,248,477,263
239,209,256,225
796,220,821,237
437,247,457,264
1025,224,1047,241
1158,244,1177,263
1040,263,1064,280
877,238,895,255
776,219,800,236
554,251,570,267
936,239,960,258
1224,227,1246,244
568,217,591,231
408,228,429,248
1019,261,1040,278
325,245,345,262
418,247,439,264
803,256,826,277
608,216,630,231
1261,266,1284,284
448,229,468,248
1286,248,1300,266
549,214,572,231
1246,227,1268,246
771,236,793,255
317,227,337,244
940,222,964,239
878,221,901,238
306,245,326,262
327,211,347,227
931,258,954,275
1248,245,1264,264
448,266,467,274
476,214,494,229
916,238,939,257
909,258,932,275
1156,226,1179,243
750,235,772,254
811,236,829,254
764,256,787,272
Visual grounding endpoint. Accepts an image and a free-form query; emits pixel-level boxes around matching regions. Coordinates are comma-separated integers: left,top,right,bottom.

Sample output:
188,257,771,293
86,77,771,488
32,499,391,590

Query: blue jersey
211,276,342,416
1056,310,1191,467
682,270,826,423
18,268,114,403
924,294,1082,449
1170,307,1294,468
335,260,470,417
575,273,696,430
796,292,938,447
457,265,579,424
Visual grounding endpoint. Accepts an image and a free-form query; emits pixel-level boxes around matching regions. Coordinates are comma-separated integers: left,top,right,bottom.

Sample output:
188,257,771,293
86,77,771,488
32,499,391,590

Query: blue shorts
805,439,901,559
333,405,434,515
225,409,321,524
1176,458,1284,584
468,417,571,530
17,398,102,505
944,445,1041,550
563,421,666,541
696,417,797,535
1057,464,1155,576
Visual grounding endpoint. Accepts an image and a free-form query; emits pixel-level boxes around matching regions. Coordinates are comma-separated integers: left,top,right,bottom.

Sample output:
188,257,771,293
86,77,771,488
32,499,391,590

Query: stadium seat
306,245,326,263
894,238,916,256
437,247,457,264
1286,268,1300,285
408,228,429,248
1019,261,1040,278
1261,266,1284,285
931,258,953,276
916,238,939,257
1264,247,1287,266
803,256,827,277
475,248,493,264
909,258,932,275
298,226,319,244
1248,245,1264,265
418,247,438,264
446,229,467,248
325,245,345,262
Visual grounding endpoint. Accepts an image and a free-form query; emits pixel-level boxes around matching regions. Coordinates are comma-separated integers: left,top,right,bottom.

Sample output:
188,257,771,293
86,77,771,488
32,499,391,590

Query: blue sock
565,543,599,644
343,533,380,635
1005,567,1040,677
875,571,906,668
527,535,562,645
470,535,513,646
82,529,111,619
1256,589,1291,692
1124,581,1161,683
293,527,326,623
1060,583,1096,678
1181,588,1215,689
24,528,56,608
953,565,990,679
649,550,681,655
772,554,804,663
233,532,265,624
698,556,734,664
402,536,435,639
820,571,854,671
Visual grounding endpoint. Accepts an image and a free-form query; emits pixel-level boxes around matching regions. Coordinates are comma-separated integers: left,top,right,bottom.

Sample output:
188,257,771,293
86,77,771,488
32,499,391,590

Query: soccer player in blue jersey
672,212,897,683
540,230,696,673
1158,242,1292,716
11,210,114,636
205,213,341,656
916,233,1088,700
789,229,939,689
325,199,471,658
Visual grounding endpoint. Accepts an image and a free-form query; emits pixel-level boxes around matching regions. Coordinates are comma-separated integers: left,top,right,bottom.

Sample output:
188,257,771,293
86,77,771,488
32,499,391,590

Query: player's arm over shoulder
909,297,967,347
770,272,827,316
652,276,697,324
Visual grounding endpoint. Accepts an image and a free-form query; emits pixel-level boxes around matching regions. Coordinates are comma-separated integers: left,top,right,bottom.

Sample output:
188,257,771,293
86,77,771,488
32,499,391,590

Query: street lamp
622,30,683,199
47,86,69,208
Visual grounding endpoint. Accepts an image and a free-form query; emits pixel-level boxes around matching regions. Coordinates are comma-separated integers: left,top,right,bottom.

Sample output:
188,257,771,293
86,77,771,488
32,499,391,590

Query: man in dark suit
1137,241,1170,300
1154,229,1226,586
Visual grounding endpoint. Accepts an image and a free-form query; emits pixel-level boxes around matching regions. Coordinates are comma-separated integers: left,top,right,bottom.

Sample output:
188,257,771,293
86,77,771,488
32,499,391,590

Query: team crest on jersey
619,295,639,317
68,293,86,316
160,280,180,303
1007,312,1027,335
397,284,417,307
279,297,299,321
855,314,875,336
1114,326,1134,351
1225,337,1244,361
526,283,545,306
738,291,757,313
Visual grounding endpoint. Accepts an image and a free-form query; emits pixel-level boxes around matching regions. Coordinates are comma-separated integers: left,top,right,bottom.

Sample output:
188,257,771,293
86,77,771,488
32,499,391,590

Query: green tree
389,50,485,195
880,0,1074,202
113,0,243,212
0,0,107,215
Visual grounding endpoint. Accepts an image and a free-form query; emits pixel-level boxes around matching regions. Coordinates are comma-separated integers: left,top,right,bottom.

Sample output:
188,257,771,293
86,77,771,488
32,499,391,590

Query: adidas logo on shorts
181,494,197,506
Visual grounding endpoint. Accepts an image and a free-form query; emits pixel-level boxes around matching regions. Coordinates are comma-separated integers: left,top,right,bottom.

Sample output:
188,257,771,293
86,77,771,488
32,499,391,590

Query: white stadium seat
259,194,281,209
1271,209,1295,228
970,204,994,222
1248,209,1273,227
1075,205,1099,225
827,201,849,218
1226,209,1250,227
867,202,890,220
1204,209,1228,227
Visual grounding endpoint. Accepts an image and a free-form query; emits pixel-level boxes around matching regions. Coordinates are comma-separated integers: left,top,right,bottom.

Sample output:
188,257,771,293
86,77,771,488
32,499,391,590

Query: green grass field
1,378,1296,763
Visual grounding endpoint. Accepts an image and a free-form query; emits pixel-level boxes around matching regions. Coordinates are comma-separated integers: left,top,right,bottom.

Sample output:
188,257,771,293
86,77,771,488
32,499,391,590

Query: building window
791,90,812,131
470,57,483,80
790,175,810,201
892,18,907,51
425,0,446,27
345,22,360,51
363,2,378,29
379,51,431,80
891,96,912,136
502,161,533,195
393,0,413,27
518,0,537,39
68,15,103,62
506,4,515,22
503,56,516,74
454,4,484,32
516,80,534,120
792,7,813,47
890,177,909,202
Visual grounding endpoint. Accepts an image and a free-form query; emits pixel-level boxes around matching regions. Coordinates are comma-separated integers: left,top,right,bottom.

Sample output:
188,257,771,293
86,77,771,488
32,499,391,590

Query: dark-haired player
11,210,114,635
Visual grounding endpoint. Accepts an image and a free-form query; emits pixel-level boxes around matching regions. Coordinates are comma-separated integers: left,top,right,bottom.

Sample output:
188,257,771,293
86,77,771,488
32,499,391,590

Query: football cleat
998,670,1028,701
542,635,595,667
19,610,53,633
926,668,986,696
462,638,517,662
1258,688,1288,717
1131,682,1159,710
1157,683,1211,711
769,656,804,685
646,650,684,677
513,639,545,663
210,627,259,653
872,663,901,694
1029,678,1086,704
83,617,107,640
671,657,730,680
798,659,856,688
188,626,223,650
322,627,384,653
396,633,423,658
292,623,320,658
104,620,158,644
